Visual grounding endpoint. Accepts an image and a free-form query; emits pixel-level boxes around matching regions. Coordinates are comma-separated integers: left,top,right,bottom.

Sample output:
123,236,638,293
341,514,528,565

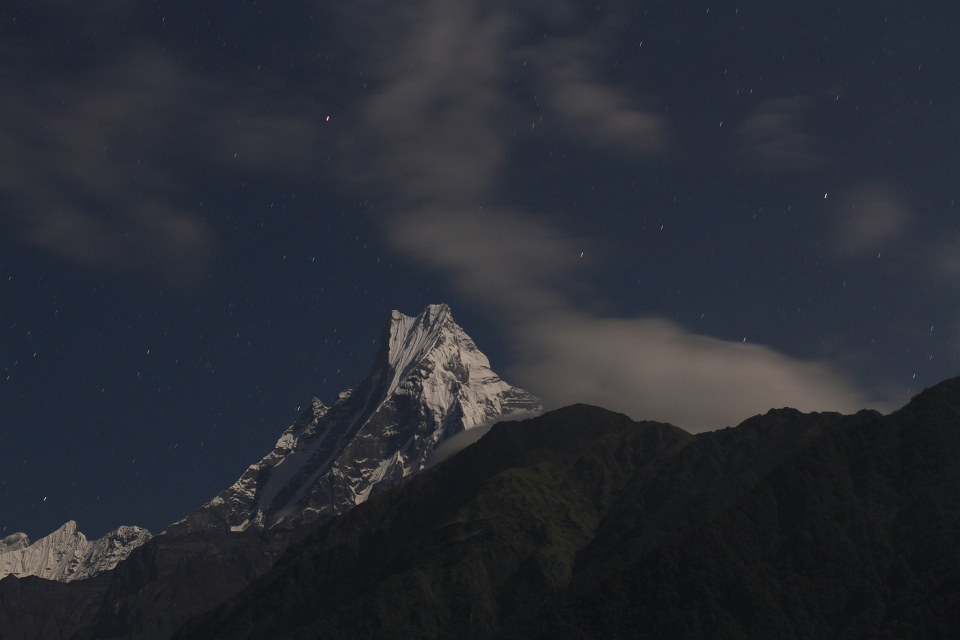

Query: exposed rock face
0,521,151,583
167,303,541,534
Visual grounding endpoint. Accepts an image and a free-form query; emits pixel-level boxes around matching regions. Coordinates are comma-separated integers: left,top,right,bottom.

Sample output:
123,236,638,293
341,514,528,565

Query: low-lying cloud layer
515,313,871,430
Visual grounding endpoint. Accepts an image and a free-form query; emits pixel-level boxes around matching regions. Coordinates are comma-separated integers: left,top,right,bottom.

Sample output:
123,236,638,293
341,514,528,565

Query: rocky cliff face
167,303,541,533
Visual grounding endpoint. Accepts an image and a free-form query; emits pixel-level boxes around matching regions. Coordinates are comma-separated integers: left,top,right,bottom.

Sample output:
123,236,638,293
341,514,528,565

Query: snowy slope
168,304,541,533
0,520,151,582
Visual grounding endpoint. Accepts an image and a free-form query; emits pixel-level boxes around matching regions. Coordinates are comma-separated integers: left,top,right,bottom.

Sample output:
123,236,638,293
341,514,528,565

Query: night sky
3,1,960,540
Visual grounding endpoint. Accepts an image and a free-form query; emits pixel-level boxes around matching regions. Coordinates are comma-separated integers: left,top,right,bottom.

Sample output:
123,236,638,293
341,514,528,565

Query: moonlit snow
167,304,541,534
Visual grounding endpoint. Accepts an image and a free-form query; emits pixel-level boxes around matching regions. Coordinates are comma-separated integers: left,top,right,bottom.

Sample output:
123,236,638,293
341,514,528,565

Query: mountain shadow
175,379,960,639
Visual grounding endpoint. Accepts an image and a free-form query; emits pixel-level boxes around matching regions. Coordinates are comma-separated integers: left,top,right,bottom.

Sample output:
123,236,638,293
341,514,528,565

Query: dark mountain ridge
5,378,960,639
0,528,302,640
176,380,960,639
175,404,692,640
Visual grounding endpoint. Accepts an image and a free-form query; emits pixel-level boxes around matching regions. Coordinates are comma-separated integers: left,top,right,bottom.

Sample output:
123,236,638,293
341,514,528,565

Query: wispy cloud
832,182,913,257
384,206,580,318
340,0,882,429
0,0,894,426
734,97,829,171
929,234,960,281
1,43,326,287
534,39,669,157
515,313,874,431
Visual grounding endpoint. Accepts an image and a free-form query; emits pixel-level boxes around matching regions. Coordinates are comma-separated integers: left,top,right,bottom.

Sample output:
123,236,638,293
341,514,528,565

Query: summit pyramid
167,304,541,533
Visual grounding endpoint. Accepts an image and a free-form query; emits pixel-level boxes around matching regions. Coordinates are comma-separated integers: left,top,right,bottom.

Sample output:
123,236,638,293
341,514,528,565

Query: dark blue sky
3,0,960,540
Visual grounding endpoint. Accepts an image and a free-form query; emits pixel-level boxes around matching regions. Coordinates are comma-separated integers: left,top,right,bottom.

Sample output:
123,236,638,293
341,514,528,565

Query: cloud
426,423,496,468
832,183,913,257
349,0,510,208
735,97,829,171
928,234,960,281
514,313,876,431
346,0,668,204
425,408,540,468
536,42,669,157
337,0,883,429
20,202,214,283
1,44,326,287
383,206,581,318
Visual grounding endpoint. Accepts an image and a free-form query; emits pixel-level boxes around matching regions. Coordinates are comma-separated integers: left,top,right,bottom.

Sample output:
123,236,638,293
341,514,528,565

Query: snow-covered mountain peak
387,302,449,332
384,304,451,378
48,519,78,541
377,304,524,430
0,520,151,583
168,304,541,534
